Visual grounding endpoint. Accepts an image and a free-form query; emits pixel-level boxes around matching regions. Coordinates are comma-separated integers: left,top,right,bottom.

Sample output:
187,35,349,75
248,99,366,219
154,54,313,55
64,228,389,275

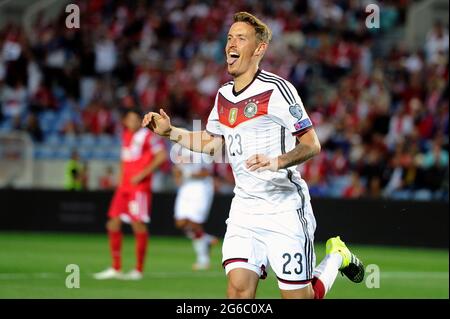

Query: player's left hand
246,154,279,172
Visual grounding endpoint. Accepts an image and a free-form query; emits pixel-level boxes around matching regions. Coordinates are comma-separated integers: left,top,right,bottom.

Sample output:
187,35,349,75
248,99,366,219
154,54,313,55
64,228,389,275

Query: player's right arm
142,109,224,156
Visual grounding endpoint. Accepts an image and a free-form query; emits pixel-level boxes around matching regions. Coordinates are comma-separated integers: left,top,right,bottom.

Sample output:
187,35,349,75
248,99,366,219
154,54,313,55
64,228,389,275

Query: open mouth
227,52,240,65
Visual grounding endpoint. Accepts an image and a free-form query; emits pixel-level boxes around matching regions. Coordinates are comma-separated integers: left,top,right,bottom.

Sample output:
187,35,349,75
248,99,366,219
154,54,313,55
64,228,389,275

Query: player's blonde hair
233,12,272,44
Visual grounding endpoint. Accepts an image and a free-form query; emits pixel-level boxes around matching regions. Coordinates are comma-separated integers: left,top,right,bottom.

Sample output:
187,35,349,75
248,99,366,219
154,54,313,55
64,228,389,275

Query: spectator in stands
0,0,447,200
367,176,383,199
342,172,366,199
421,138,449,170
82,101,114,135
94,32,117,76
386,103,414,149
357,143,386,186
425,20,449,64
11,114,22,131
417,138,449,199
29,82,56,113
23,113,43,142
61,118,81,136
329,148,349,177
64,150,83,191
1,80,27,118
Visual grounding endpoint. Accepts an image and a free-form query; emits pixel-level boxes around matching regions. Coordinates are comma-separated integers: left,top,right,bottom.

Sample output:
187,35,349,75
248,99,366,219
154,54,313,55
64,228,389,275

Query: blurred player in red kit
94,108,167,280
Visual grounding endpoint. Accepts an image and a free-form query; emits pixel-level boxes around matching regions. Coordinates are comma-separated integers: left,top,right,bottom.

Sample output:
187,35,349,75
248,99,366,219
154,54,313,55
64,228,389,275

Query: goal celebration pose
142,12,364,298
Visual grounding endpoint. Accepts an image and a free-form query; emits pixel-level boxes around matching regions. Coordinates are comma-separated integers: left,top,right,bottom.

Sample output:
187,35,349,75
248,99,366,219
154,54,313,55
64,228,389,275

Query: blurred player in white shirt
173,147,218,270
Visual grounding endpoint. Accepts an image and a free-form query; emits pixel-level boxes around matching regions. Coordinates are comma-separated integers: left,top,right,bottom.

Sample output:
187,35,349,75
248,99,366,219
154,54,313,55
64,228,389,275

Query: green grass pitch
0,232,447,299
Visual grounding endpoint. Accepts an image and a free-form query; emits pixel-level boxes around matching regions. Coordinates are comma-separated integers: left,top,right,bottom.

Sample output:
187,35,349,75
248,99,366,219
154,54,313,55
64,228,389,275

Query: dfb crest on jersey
289,103,303,120
229,108,238,125
244,102,258,118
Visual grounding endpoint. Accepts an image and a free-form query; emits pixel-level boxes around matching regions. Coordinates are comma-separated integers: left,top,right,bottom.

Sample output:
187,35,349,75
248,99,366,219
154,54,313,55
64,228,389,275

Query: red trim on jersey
292,126,313,137
218,90,273,128
222,258,249,268
222,258,268,280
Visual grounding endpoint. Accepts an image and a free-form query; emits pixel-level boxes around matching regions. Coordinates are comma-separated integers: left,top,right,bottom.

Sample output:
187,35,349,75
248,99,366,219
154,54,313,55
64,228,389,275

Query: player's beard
227,52,258,79
227,61,239,77
227,67,238,77
227,58,246,78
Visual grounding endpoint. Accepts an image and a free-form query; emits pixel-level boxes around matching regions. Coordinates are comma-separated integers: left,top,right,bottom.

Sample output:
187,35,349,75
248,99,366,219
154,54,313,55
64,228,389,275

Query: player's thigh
265,210,315,290
106,217,122,231
227,267,259,299
131,220,147,233
222,222,268,280
107,189,128,220
280,284,314,299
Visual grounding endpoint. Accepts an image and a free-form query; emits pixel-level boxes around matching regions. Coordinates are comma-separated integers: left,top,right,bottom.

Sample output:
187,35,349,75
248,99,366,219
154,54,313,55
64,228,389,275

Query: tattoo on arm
278,143,318,169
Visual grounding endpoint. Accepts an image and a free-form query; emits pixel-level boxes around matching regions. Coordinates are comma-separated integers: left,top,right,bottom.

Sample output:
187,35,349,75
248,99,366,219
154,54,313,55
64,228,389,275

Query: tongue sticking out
227,56,238,65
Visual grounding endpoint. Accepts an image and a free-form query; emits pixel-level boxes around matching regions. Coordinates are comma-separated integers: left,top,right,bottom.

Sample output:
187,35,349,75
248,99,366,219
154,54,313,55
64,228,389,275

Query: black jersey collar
232,69,261,97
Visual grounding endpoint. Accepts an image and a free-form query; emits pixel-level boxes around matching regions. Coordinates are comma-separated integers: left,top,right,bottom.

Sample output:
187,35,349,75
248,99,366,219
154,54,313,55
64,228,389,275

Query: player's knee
106,218,121,232
189,221,202,232
131,221,147,233
280,285,315,299
175,219,187,229
227,278,255,299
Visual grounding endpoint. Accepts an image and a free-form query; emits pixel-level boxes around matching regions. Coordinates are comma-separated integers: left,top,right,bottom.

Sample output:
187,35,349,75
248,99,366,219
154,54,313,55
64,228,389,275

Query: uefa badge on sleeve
294,118,312,131
289,103,303,120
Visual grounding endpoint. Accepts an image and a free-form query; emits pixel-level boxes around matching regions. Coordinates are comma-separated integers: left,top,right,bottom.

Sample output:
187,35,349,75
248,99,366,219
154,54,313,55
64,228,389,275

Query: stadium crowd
0,0,448,200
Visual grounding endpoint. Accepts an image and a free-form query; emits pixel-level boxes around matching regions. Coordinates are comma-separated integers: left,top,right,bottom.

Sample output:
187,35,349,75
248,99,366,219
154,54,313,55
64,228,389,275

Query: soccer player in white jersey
173,147,218,270
142,12,364,299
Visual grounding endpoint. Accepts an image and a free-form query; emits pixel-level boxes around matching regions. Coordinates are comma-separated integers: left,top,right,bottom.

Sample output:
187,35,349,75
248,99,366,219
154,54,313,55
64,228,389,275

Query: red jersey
120,127,164,191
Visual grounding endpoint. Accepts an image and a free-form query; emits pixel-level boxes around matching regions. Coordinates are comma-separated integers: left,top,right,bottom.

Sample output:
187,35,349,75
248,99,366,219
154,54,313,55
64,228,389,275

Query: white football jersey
206,69,314,214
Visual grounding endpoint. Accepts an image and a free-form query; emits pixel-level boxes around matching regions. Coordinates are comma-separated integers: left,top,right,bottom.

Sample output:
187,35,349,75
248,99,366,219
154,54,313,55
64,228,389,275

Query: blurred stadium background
0,0,448,298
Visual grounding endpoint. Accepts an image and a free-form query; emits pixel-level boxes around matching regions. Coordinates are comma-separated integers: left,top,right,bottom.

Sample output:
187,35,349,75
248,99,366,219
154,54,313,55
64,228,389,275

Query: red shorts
108,188,152,223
